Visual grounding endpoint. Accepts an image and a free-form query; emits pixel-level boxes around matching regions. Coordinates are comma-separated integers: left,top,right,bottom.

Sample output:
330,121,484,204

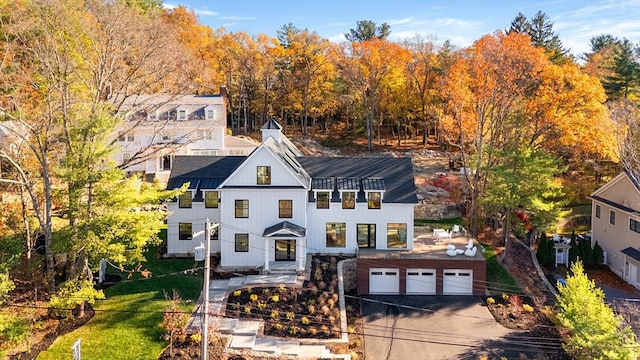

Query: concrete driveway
362,295,555,360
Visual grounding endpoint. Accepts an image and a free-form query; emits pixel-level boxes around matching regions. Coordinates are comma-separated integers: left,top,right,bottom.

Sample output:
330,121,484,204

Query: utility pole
202,220,211,360
195,220,217,360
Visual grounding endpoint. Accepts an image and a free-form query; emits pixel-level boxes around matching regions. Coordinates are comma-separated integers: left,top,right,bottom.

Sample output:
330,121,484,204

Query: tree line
0,0,638,311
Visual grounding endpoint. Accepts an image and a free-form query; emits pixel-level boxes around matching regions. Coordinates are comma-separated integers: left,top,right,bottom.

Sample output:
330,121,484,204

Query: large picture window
179,223,192,240
326,222,346,248
317,192,329,209
205,191,219,208
178,192,192,208
257,166,271,185
235,233,249,252
279,200,293,218
342,192,355,209
368,192,381,209
235,199,249,218
387,223,407,248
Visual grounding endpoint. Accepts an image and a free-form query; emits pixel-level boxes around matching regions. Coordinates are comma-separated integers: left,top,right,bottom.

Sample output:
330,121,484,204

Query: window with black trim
610,210,616,225
326,222,346,247
205,191,219,208
317,192,329,209
368,192,381,209
342,192,355,209
210,226,219,240
387,223,407,248
178,192,192,208
179,223,192,240
235,233,249,252
235,199,249,218
630,218,640,234
595,204,601,218
279,200,292,218
257,166,271,185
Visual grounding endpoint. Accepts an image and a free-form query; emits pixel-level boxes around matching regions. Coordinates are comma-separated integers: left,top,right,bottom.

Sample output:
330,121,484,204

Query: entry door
357,224,376,248
275,240,296,261
629,263,638,286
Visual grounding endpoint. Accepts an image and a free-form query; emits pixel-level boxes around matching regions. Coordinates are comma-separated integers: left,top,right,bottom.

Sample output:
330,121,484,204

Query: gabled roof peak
261,119,281,130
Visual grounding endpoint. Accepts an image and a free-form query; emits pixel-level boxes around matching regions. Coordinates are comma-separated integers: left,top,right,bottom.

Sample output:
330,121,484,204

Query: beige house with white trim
590,171,640,289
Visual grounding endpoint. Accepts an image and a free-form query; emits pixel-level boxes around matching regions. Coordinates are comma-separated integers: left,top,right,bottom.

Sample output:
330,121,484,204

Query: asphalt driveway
362,295,558,360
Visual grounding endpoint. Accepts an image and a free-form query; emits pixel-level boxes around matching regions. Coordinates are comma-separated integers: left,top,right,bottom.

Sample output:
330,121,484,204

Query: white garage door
406,269,436,294
443,269,473,295
369,268,399,294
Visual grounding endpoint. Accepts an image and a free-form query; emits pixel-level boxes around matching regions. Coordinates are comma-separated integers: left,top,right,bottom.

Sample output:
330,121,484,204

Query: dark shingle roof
263,221,306,237
621,247,640,262
296,157,417,203
167,156,245,190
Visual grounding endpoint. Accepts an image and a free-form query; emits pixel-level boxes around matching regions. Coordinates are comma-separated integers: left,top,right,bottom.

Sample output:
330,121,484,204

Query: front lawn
37,246,202,360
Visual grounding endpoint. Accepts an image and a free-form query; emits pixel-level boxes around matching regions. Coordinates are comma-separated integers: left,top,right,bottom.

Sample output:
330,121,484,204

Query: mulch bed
224,256,348,339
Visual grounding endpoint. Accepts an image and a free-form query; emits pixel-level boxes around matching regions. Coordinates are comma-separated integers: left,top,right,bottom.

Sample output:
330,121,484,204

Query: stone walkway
187,273,350,359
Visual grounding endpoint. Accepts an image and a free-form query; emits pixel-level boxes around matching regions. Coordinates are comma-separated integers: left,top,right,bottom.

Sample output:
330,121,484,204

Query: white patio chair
465,238,474,249
452,224,460,236
464,246,477,257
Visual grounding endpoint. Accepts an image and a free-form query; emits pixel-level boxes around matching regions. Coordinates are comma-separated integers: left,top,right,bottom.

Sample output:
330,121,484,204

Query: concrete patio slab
252,337,277,353
229,334,256,349
233,320,260,335
215,318,238,333
276,340,300,355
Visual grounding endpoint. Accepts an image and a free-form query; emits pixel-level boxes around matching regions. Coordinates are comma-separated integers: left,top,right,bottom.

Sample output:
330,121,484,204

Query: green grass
414,218,464,231
37,245,202,360
483,244,521,295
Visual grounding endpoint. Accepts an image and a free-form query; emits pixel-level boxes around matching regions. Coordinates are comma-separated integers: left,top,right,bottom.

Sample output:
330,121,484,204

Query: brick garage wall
357,258,486,295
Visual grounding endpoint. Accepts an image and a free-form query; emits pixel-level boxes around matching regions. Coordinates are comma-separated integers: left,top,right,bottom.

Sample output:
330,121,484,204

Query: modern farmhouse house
590,170,640,289
165,120,485,295
114,91,256,182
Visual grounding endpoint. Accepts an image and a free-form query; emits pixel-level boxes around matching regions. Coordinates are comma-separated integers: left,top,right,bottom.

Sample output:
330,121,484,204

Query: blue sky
164,0,639,58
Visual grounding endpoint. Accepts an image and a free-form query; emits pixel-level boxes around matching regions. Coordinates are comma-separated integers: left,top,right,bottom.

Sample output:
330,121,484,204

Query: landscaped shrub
486,297,496,305
508,294,523,308
592,241,604,265
286,311,295,321
249,294,258,302
232,290,242,297
522,304,534,313
270,295,279,303
301,317,310,325
270,310,279,319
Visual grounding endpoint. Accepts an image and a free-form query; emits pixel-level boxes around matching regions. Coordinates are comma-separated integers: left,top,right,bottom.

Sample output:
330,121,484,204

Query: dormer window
368,192,381,209
337,178,358,209
177,105,188,121
342,192,355,209
178,191,192,208
205,105,215,120
363,177,385,210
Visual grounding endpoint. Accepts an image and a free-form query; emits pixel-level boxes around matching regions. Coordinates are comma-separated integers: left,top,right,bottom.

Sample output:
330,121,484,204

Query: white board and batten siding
166,201,221,256
218,145,308,268
305,203,414,254
369,268,400,294
443,269,474,295
219,188,307,268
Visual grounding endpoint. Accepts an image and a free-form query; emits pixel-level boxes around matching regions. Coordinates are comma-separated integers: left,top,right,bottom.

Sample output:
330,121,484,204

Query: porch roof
263,221,306,238
622,247,640,262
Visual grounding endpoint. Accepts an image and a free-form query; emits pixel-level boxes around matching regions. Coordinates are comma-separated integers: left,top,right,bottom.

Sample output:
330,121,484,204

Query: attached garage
443,269,473,295
369,268,399,294
406,268,436,294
